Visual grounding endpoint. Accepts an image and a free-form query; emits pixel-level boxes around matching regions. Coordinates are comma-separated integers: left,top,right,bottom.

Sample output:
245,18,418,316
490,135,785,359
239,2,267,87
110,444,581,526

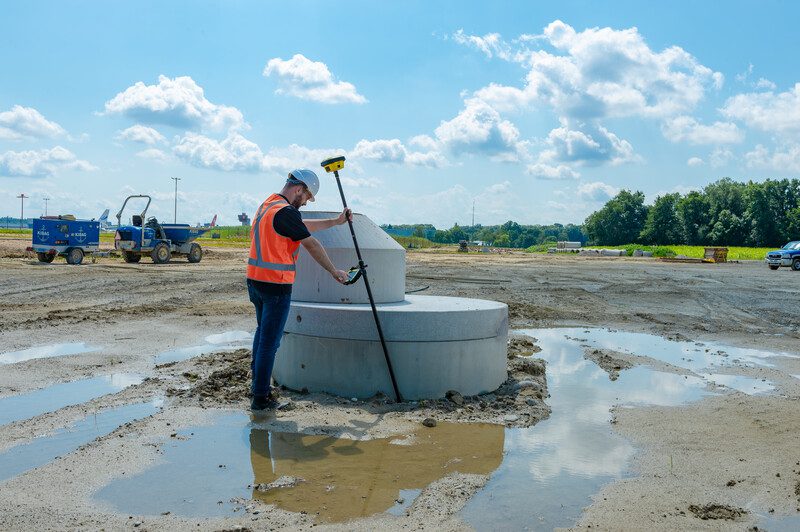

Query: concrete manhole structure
273,212,508,400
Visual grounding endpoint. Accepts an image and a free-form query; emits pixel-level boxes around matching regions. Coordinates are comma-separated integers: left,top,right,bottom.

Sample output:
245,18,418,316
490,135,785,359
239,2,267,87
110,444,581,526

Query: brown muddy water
96,417,504,522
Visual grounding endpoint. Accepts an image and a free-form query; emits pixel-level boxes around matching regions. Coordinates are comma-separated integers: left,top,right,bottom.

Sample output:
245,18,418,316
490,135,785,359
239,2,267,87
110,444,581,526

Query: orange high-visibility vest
246,194,301,284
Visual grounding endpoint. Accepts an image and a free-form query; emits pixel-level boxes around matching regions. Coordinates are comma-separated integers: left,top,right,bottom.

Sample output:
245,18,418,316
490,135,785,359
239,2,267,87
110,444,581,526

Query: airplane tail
211,214,217,227
98,209,110,223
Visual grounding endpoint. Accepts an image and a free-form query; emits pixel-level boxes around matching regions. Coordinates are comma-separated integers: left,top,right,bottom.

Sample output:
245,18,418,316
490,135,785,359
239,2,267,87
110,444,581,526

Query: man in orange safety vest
247,169,350,411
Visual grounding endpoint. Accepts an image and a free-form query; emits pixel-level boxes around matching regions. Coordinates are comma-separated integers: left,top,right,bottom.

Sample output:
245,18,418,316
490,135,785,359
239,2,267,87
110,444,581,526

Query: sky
2,0,800,228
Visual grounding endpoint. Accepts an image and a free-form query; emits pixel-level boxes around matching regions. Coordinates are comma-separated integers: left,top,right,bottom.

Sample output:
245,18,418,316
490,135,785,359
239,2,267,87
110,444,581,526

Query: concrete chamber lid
285,295,508,342
293,211,406,304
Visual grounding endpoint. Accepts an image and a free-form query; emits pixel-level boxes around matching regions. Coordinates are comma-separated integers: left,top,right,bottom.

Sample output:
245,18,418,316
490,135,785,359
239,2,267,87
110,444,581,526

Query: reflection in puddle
205,331,252,345
0,401,160,483
0,342,100,364
757,513,800,531
570,327,796,373
154,331,252,364
95,413,503,522
704,373,774,394
462,329,713,530
0,373,144,426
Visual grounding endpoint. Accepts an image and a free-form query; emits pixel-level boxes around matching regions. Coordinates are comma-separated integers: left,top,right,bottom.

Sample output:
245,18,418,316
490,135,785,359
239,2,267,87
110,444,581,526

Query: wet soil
688,503,747,520
1,239,800,530
583,347,635,380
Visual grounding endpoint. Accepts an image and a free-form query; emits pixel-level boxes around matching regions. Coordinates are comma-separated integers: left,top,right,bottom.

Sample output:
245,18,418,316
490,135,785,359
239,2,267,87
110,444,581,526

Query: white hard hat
287,169,319,202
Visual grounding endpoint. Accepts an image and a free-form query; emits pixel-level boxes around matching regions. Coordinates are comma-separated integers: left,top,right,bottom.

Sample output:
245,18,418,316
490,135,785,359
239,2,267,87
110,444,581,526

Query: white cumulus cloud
461,20,722,121
173,132,268,172
710,147,734,168
661,116,743,145
351,138,446,168
172,132,344,174
117,125,167,145
0,105,66,140
434,98,527,160
539,122,638,166
687,157,704,167
0,146,96,177
263,54,367,104
526,162,580,180
577,181,619,201
744,143,800,173
722,83,800,134
104,75,246,131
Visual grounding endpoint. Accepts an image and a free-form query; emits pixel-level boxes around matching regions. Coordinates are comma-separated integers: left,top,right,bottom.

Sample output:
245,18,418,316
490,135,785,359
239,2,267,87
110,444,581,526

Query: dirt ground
1,236,799,530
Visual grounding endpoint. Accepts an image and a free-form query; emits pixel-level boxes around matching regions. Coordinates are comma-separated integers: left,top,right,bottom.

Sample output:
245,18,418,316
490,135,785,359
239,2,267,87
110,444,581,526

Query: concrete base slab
273,295,508,400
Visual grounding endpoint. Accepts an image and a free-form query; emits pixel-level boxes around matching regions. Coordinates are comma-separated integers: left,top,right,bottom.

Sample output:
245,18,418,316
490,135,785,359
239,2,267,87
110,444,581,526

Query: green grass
525,242,773,260
391,235,438,249
0,228,31,235
194,225,251,247
616,244,676,257
664,245,772,260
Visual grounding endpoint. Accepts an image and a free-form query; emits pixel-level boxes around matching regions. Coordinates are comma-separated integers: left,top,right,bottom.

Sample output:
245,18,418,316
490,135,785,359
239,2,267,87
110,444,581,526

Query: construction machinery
29,215,100,265
114,195,210,264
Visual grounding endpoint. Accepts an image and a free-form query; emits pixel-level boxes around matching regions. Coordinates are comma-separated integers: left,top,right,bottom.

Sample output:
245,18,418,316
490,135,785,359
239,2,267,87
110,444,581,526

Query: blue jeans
247,279,292,397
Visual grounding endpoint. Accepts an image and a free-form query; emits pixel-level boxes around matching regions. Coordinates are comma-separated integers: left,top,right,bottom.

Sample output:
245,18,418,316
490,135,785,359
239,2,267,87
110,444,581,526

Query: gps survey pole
321,156,403,403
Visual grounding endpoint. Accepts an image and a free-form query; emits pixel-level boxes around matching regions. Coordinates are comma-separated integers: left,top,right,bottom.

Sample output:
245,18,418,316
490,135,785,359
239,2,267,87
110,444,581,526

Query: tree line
381,178,800,249
584,178,800,247
381,221,587,248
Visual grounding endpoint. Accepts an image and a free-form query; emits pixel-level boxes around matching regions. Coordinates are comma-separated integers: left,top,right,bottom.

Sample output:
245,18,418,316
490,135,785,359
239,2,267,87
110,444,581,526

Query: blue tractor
114,195,211,264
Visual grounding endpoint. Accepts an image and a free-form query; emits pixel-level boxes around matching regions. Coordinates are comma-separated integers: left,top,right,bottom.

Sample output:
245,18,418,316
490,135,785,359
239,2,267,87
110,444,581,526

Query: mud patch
507,336,542,358
583,348,635,381
253,475,305,492
688,503,746,520
166,349,251,403
163,345,550,428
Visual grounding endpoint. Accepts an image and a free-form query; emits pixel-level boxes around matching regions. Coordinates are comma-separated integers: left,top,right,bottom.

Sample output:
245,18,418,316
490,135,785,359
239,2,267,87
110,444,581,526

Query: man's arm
300,236,348,283
303,208,352,233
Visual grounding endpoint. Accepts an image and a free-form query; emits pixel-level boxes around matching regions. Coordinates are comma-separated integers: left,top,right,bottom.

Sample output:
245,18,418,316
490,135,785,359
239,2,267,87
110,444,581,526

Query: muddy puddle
0,342,100,364
461,328,721,530
0,373,144,426
572,327,797,374
0,400,161,483
154,331,252,365
95,413,504,522
49,327,795,527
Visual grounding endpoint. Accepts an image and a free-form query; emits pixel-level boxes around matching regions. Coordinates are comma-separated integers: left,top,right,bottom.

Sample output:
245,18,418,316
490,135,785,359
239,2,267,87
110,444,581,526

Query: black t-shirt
249,195,310,295
273,202,311,242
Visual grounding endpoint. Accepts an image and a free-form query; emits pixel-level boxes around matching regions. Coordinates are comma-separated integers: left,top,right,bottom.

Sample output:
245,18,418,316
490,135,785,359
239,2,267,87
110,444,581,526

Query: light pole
171,177,181,223
43,197,50,216
16,194,28,228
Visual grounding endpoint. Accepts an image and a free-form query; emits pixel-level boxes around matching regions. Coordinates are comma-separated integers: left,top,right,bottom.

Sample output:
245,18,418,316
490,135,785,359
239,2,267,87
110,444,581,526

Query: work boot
251,395,280,411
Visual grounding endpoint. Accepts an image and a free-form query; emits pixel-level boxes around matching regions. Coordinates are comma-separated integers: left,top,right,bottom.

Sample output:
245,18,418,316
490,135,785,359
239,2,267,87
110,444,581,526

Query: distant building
238,213,250,226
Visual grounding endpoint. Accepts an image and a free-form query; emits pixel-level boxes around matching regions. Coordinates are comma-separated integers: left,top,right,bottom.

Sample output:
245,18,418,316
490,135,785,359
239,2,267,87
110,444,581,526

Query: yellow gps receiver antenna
321,155,345,173
320,155,402,403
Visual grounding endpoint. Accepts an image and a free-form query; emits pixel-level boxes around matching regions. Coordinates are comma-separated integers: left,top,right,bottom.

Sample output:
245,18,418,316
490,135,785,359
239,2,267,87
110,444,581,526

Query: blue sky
2,1,799,227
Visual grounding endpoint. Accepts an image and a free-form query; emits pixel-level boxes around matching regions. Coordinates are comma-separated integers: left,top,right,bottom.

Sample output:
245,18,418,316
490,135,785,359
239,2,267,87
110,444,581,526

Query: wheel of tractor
768,265,779,270
122,251,141,263
187,243,202,263
151,242,171,264
66,248,84,265
792,258,800,271
37,252,55,263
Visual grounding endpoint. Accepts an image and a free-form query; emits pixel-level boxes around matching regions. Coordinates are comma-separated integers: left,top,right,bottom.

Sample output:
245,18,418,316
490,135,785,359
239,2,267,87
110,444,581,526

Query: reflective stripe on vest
246,195,301,283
